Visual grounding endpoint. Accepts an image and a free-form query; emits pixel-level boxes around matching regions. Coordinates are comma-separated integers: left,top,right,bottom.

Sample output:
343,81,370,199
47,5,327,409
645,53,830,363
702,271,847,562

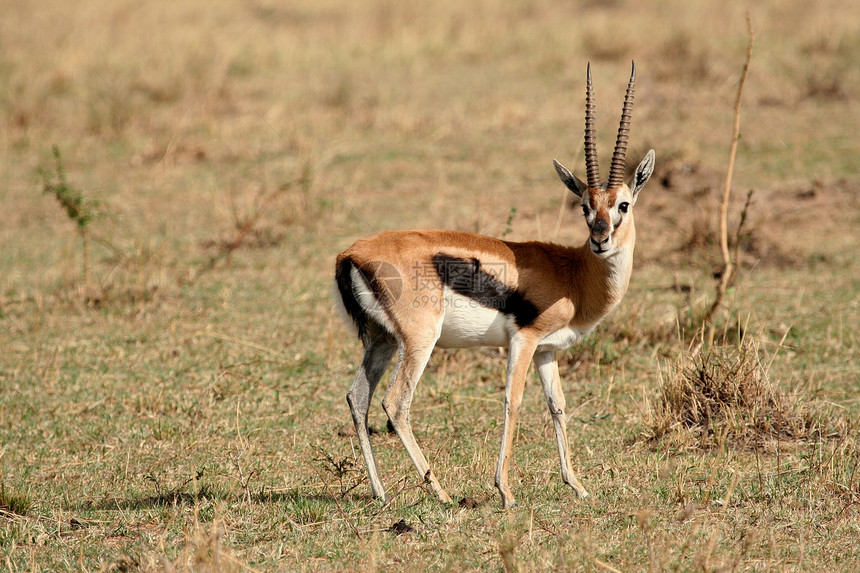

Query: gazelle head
553,62,655,258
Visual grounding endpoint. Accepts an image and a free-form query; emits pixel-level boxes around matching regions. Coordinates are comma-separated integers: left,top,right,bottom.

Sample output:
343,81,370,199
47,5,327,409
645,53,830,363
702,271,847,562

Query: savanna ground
1,0,859,570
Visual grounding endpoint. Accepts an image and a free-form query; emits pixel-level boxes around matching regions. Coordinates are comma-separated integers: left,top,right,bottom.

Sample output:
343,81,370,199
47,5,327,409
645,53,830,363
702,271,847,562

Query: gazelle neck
571,218,635,325
598,216,635,296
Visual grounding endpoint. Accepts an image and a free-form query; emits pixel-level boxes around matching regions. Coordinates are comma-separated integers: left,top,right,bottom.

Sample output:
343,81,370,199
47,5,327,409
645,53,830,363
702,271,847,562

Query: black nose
591,219,610,236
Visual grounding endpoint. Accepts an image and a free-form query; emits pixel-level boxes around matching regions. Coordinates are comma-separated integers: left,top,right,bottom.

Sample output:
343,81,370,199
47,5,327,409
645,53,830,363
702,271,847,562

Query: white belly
433,289,598,352
435,289,512,348
536,325,592,352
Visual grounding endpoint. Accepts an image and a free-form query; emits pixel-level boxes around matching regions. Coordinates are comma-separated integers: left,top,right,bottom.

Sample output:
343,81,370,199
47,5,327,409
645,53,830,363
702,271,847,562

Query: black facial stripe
432,253,539,328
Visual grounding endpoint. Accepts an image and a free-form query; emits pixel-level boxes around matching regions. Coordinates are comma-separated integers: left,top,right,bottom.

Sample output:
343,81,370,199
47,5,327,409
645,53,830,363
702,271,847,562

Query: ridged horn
584,63,600,190
607,61,636,189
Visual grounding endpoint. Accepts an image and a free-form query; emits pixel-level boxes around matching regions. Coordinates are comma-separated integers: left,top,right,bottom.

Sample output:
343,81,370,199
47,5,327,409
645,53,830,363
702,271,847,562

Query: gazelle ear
630,149,655,204
553,159,588,198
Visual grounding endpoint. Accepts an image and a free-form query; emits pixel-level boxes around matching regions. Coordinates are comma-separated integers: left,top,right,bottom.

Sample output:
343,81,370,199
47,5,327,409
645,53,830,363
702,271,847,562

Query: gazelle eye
618,202,629,213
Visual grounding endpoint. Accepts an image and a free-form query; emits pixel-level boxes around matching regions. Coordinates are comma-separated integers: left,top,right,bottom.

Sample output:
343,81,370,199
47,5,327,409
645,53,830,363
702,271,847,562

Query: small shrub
648,340,845,449
40,145,100,285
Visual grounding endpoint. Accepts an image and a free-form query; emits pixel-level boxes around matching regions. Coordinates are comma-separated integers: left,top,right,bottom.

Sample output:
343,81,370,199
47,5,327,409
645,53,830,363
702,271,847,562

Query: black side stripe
432,253,539,328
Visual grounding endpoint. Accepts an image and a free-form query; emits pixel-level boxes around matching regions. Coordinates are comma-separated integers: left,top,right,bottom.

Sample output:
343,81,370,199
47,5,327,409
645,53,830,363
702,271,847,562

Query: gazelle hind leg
533,350,589,498
382,339,453,504
495,336,539,508
347,335,396,501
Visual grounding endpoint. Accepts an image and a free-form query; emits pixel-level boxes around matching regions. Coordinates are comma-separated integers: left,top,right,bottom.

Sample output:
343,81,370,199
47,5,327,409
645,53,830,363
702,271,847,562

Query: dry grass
156,518,251,573
1,0,859,570
648,339,848,449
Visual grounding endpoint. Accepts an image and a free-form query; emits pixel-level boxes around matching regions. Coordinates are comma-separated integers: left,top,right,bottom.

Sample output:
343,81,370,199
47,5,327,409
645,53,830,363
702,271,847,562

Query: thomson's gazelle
335,63,655,508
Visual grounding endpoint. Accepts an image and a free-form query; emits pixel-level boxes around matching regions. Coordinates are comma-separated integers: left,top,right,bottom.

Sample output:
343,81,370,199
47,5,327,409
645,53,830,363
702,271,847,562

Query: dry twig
698,15,756,348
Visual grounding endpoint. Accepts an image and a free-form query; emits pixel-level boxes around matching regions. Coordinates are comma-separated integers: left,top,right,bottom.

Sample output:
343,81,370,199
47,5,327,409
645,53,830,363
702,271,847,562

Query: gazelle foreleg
346,333,397,501
382,336,453,504
534,349,589,498
495,335,540,508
